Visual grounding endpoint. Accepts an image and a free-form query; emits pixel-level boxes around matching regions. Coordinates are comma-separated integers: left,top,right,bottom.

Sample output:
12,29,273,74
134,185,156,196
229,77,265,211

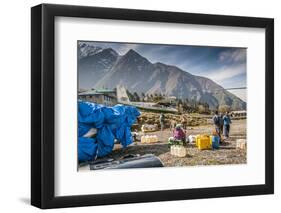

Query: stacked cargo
236,139,247,149
141,135,159,144
188,135,197,143
195,134,220,150
170,145,187,157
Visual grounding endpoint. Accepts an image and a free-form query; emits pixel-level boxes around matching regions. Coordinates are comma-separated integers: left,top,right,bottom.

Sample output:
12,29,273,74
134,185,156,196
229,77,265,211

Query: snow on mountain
78,42,103,59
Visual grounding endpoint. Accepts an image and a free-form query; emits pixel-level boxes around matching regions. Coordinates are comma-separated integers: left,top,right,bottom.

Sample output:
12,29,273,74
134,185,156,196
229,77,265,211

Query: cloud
218,49,246,64
228,89,247,102
116,44,141,55
199,64,246,83
107,43,247,89
196,49,247,87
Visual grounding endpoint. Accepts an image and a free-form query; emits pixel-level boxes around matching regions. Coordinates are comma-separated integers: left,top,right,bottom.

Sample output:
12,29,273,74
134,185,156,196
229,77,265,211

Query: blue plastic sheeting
78,137,97,162
78,101,140,162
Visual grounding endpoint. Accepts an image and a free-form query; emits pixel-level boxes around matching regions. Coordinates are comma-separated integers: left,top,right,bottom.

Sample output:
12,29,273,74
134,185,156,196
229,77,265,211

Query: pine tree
133,92,140,102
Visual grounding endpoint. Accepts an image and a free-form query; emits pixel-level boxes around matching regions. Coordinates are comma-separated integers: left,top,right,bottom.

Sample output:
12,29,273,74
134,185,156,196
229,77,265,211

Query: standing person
219,112,224,142
170,120,176,131
212,111,221,138
159,113,165,131
180,114,188,130
223,111,232,139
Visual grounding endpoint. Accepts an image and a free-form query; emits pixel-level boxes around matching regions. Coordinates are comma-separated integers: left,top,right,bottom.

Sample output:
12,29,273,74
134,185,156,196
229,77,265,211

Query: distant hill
78,43,246,110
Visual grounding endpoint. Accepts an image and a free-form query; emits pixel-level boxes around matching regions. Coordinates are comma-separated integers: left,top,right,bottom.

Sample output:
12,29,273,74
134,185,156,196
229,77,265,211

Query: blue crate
212,136,220,149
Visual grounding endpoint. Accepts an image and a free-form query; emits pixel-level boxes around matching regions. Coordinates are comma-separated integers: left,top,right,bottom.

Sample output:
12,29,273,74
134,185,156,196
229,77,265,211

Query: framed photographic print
31,4,274,209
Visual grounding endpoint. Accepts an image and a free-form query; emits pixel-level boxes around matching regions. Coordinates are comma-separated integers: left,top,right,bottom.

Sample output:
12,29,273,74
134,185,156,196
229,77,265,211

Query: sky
82,41,247,101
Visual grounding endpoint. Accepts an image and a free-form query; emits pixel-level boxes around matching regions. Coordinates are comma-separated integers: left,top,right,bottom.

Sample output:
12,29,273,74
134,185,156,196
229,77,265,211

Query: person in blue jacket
223,111,232,139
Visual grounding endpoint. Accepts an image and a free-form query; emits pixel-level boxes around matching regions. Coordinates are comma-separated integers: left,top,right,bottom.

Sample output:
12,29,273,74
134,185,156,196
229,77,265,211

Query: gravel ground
104,119,247,167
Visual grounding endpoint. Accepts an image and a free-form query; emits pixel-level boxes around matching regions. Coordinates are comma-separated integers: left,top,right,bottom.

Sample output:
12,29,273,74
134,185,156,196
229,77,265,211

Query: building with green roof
78,88,117,106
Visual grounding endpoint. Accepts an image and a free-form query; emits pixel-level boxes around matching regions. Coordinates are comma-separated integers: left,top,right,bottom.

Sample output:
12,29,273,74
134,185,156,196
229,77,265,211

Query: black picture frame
31,3,274,209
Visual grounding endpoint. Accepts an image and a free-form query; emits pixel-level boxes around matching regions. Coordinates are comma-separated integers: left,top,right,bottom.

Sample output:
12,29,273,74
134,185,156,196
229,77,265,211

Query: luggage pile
78,101,140,162
141,124,158,132
188,135,196,143
190,134,220,150
141,135,159,144
168,137,187,157
236,139,247,149
170,145,187,157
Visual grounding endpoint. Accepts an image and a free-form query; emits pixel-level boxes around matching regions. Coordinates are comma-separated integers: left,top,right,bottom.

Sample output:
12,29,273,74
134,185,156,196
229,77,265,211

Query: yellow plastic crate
195,135,201,147
196,135,210,147
197,136,211,150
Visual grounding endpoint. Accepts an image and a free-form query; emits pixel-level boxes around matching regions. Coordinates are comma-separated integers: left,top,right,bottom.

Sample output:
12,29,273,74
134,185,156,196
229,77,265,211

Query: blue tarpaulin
78,101,140,162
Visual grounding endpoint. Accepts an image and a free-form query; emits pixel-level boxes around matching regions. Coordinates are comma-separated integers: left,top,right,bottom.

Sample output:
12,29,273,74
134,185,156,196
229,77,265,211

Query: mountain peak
101,48,119,57
125,49,141,57
79,43,103,59
122,49,150,65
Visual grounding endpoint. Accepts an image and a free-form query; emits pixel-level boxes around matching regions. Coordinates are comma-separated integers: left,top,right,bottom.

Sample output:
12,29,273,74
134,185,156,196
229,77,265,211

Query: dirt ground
106,119,247,167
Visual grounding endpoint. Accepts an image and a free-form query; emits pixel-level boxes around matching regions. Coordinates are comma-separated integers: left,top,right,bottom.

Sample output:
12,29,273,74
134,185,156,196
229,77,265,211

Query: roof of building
94,88,116,93
231,110,247,113
79,88,116,96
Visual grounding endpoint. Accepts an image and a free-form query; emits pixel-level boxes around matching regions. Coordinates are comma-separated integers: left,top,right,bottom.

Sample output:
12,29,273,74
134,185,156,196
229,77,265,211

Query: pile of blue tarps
78,101,140,162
